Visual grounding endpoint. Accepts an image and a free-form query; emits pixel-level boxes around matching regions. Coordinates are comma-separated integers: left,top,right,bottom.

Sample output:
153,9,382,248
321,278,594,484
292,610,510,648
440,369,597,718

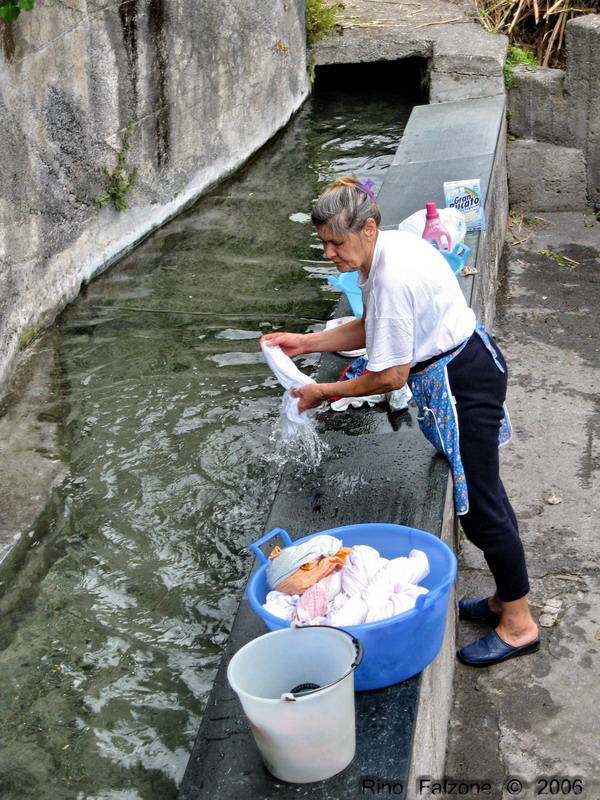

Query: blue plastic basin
246,523,457,691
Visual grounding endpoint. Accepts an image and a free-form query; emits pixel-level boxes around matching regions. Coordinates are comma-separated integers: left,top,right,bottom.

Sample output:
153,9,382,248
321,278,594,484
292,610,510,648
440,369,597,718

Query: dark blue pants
446,333,530,602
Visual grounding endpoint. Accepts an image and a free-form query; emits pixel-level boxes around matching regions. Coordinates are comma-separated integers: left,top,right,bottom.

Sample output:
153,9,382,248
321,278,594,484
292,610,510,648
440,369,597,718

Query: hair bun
311,175,381,235
325,175,360,192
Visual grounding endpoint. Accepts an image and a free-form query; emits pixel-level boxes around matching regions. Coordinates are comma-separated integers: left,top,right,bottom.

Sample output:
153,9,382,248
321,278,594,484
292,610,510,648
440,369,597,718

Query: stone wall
0,0,309,392
507,14,599,211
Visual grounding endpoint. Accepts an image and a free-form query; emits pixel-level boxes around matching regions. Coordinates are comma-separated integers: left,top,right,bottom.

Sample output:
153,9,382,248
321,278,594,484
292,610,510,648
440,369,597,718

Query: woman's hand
261,318,366,358
291,383,326,412
259,332,307,358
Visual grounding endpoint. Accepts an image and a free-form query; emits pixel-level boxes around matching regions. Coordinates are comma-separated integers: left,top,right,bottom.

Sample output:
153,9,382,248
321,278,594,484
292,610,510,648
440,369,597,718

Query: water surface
0,85,412,800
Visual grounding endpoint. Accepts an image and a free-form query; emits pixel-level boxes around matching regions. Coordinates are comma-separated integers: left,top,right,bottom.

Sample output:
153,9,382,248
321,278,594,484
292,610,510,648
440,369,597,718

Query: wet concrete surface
446,211,600,799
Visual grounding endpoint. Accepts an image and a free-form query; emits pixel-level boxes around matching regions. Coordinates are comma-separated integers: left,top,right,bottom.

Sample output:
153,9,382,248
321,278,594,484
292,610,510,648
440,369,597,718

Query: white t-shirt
357,230,476,370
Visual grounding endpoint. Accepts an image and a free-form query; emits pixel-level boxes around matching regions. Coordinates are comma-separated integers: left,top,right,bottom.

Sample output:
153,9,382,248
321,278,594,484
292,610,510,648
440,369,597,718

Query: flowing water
0,82,413,800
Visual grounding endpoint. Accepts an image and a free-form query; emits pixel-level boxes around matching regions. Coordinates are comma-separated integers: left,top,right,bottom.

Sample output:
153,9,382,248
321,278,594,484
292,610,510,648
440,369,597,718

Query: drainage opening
314,57,429,104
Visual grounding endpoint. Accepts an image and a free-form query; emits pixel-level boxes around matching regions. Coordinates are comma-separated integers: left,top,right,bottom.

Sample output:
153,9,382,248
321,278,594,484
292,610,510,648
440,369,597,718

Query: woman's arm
292,363,409,412
260,318,366,357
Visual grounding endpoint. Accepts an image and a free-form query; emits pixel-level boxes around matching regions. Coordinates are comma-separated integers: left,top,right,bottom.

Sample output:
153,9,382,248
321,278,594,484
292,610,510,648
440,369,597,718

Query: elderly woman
261,175,539,666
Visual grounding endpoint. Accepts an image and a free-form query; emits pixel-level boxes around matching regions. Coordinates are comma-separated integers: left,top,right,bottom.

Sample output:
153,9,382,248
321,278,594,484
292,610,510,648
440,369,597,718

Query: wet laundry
385,385,412,412
327,354,385,410
328,353,412,413
264,543,430,626
260,341,316,436
330,395,384,411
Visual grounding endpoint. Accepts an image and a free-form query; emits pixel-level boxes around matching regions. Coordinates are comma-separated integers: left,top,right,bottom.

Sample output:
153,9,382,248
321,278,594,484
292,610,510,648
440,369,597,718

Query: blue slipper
458,597,501,625
458,630,540,667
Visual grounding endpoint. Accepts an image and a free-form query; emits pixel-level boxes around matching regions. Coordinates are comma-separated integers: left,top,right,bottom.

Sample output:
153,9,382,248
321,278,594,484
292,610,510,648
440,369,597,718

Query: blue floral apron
407,323,512,515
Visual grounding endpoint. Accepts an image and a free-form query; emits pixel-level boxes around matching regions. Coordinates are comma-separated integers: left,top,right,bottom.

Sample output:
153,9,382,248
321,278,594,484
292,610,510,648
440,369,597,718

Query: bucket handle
249,527,293,565
280,624,364,702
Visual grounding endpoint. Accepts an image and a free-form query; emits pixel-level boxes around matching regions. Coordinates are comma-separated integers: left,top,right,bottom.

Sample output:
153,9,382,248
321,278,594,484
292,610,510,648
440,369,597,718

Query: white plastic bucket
227,625,363,783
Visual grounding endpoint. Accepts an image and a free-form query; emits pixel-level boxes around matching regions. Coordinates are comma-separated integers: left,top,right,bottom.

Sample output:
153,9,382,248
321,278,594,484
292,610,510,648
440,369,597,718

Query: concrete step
508,140,588,212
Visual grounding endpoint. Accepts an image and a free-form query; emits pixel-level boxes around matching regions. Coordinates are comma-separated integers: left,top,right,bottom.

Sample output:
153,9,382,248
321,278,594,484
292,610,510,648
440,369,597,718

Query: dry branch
475,0,597,67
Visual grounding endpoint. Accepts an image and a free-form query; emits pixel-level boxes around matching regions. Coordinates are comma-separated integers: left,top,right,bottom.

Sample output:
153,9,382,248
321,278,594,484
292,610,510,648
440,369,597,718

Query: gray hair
311,176,381,237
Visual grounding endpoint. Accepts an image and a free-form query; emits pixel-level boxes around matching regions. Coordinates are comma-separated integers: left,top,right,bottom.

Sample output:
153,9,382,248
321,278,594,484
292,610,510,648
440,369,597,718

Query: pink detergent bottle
422,202,452,252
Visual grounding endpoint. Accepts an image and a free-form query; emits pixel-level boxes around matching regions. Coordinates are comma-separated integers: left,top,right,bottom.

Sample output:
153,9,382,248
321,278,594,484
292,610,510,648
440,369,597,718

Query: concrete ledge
429,30,507,103
377,95,508,328
508,140,587,211
179,93,507,799
470,110,508,327
379,96,505,216
508,67,569,145
507,14,600,207
565,15,600,205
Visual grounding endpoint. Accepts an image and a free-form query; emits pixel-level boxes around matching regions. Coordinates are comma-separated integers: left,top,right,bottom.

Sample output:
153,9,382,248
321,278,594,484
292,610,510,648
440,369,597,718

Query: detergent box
443,179,486,231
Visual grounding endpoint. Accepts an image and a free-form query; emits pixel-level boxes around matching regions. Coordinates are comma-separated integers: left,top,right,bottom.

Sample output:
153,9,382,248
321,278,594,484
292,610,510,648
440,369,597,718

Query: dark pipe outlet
315,57,429,104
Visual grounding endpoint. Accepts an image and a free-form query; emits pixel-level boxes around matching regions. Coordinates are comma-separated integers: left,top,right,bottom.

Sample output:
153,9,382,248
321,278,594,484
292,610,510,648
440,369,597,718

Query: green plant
504,44,539,89
93,121,139,211
523,215,544,226
511,210,548,227
0,0,34,23
305,0,342,81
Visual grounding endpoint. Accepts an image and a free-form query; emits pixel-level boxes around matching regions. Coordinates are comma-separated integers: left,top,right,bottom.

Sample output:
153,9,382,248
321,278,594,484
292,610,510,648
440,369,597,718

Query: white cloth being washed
330,395,385,412
261,342,316,436
263,544,430,626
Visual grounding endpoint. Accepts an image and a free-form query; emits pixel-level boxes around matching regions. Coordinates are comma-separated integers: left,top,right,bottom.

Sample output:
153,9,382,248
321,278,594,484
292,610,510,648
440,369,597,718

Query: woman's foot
458,596,501,624
494,595,539,647
458,630,540,667
458,593,539,666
